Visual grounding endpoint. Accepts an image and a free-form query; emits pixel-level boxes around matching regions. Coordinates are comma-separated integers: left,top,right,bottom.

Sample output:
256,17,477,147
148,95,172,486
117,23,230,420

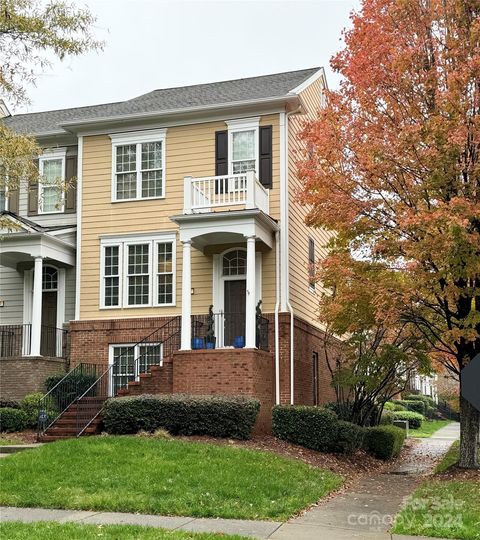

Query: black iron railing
37,362,103,436
40,325,68,358
75,316,182,436
0,324,31,357
191,312,269,351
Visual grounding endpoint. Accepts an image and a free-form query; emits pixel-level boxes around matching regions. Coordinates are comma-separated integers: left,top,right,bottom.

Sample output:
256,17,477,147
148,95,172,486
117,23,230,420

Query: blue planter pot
206,340,216,349
234,336,245,348
192,337,205,350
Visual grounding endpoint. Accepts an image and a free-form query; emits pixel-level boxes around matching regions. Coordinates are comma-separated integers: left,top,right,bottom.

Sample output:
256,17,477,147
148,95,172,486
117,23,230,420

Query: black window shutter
259,125,273,188
215,131,228,176
215,130,228,194
27,160,39,216
65,156,77,213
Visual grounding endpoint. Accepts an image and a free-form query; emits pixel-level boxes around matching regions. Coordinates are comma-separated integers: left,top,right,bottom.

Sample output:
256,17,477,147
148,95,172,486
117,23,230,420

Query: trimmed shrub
325,401,379,426
0,408,28,432
383,402,395,411
380,411,394,425
20,393,57,429
398,399,426,415
392,410,424,429
272,405,339,452
45,372,97,410
363,425,406,460
103,394,260,440
392,402,407,411
331,421,365,454
405,394,435,407
0,400,20,409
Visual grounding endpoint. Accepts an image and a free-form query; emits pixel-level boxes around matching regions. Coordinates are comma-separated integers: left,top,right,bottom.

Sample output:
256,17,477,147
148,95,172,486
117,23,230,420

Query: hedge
332,420,365,454
398,399,426,415
392,410,424,429
103,394,260,440
380,411,394,425
363,425,406,460
273,406,339,452
45,372,98,410
405,394,435,407
20,393,57,429
0,408,28,432
0,400,20,409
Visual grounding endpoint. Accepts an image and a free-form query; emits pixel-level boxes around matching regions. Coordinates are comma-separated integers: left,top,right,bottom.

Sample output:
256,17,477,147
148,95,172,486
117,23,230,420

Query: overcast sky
14,0,359,115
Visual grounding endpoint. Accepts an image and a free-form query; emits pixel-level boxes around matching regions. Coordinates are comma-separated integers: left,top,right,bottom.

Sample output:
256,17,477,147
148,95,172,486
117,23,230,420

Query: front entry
41,291,57,356
224,279,246,346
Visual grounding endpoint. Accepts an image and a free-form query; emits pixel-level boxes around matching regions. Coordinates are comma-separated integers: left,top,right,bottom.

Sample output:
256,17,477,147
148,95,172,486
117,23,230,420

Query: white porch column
30,256,43,356
245,235,256,348
181,240,192,350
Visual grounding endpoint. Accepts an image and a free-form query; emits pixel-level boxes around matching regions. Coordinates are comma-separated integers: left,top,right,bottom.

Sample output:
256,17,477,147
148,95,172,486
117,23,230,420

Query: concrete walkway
0,423,460,540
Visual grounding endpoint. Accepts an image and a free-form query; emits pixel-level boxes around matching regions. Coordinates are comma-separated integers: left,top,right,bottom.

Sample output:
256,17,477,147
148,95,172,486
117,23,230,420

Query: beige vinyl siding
80,115,280,319
288,78,331,326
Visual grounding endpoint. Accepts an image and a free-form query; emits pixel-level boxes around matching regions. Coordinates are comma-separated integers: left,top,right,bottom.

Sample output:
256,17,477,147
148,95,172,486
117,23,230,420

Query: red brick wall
0,357,67,401
173,348,274,433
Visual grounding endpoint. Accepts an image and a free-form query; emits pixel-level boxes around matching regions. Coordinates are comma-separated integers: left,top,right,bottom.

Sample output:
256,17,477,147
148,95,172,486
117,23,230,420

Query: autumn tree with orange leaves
299,0,480,468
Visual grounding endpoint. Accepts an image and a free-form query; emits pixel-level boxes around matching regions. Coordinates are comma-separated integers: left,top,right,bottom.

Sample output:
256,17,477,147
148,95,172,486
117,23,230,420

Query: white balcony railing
184,170,269,215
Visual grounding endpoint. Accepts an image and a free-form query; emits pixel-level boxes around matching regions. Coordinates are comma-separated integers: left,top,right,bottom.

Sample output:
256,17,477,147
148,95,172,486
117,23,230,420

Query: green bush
0,400,20,409
380,411,394,425
331,420,365,454
405,394,435,407
45,371,97,410
398,399,426,415
0,408,28,432
272,406,339,452
383,402,395,411
392,410,424,429
20,393,57,429
103,394,260,440
363,425,406,460
325,401,378,426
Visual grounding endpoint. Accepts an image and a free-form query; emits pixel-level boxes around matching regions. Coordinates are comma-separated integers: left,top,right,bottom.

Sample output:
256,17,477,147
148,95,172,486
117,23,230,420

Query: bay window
110,129,166,202
100,233,175,308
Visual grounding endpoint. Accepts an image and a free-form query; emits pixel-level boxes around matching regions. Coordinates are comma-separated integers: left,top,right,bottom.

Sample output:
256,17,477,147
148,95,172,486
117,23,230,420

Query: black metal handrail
75,316,182,436
40,325,68,358
0,324,31,357
37,362,102,436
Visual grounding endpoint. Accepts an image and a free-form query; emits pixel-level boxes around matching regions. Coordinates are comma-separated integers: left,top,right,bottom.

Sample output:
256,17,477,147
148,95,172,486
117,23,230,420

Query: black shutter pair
215,126,273,189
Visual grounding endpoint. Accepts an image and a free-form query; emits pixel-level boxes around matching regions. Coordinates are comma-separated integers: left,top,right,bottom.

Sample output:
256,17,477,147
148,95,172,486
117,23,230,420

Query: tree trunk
459,395,479,469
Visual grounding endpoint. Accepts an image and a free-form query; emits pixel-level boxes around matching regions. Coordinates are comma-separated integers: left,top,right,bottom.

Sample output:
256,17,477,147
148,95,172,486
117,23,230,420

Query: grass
0,434,25,445
436,440,460,473
409,419,452,438
392,480,480,540
0,522,249,540
0,436,342,520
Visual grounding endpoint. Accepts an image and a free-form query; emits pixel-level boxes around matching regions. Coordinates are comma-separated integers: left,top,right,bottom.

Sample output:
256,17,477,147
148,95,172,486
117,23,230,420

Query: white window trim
0,185,8,211
38,148,67,214
110,129,167,203
225,117,260,176
100,232,176,309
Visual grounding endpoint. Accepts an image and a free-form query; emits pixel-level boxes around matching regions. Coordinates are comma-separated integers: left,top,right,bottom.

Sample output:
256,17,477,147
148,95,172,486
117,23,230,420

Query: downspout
274,230,280,404
282,107,302,405
74,135,83,320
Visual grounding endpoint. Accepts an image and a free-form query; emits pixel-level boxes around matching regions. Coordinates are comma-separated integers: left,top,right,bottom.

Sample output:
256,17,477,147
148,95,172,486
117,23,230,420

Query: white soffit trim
109,128,167,144
225,117,260,129
289,68,326,95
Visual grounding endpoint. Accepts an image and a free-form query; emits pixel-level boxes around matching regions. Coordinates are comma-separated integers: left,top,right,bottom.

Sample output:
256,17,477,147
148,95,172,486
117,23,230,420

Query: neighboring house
0,67,338,431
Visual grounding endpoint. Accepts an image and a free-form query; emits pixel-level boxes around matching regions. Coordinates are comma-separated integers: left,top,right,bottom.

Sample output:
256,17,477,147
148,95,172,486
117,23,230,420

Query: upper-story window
110,129,167,202
39,150,66,214
308,237,316,291
0,188,6,211
226,118,259,176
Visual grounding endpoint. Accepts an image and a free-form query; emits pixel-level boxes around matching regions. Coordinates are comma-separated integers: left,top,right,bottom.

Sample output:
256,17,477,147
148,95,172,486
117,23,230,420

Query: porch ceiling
170,209,278,252
0,232,75,269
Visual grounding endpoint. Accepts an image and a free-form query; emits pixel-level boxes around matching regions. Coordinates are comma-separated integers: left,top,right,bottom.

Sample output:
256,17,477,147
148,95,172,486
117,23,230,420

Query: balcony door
223,280,246,346
40,266,58,356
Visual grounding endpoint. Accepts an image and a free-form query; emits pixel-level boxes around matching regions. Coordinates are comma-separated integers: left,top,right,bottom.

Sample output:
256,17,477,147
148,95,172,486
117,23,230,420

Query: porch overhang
170,209,278,252
0,232,75,268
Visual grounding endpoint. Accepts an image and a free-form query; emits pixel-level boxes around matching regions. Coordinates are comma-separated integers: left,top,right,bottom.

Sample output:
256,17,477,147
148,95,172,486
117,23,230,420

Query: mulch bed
0,430,37,445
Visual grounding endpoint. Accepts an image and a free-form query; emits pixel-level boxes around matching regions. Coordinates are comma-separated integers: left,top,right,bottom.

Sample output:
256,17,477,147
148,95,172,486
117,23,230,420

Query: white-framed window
39,149,66,214
110,129,167,202
226,118,259,175
109,343,163,395
0,187,6,211
308,237,316,291
100,233,176,309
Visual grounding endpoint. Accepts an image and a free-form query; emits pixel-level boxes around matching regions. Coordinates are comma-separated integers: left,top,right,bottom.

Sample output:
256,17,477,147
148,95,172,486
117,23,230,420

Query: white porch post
181,240,192,350
245,235,256,348
245,170,256,209
30,256,43,356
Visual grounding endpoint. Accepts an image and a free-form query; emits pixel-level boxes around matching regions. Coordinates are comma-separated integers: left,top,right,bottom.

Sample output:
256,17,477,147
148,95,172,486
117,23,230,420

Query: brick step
52,418,102,428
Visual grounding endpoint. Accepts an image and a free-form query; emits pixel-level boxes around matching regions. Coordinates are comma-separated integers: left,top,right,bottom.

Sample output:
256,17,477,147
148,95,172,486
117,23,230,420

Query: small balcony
0,324,68,358
184,171,269,215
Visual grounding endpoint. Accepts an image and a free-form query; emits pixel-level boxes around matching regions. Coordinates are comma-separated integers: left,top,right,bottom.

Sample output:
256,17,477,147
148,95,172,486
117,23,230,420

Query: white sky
14,0,359,114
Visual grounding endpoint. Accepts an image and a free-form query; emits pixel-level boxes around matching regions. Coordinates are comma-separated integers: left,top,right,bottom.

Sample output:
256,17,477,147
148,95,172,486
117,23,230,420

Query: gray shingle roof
2,67,319,135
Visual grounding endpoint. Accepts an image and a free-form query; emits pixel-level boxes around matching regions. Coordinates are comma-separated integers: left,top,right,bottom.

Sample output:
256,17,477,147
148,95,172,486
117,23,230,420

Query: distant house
0,67,338,435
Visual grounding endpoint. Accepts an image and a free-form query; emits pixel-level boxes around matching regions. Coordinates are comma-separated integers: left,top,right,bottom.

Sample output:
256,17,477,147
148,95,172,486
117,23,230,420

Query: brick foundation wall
173,348,274,433
0,357,67,401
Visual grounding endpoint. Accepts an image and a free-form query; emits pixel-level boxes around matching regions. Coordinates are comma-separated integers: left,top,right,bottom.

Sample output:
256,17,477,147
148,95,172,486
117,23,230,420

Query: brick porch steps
116,364,172,397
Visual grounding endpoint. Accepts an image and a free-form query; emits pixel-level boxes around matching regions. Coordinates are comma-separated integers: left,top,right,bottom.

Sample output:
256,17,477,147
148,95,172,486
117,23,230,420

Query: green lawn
0,434,25,445
409,420,451,438
435,440,460,473
0,522,248,540
0,436,342,520
392,480,480,540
